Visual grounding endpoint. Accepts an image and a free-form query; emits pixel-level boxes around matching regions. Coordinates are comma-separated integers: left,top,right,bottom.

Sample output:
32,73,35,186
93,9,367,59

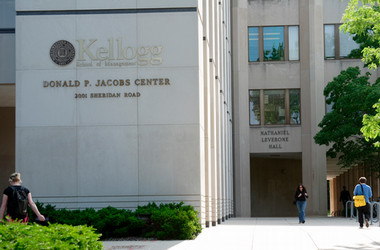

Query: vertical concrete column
336,175,341,213
373,175,378,199
330,179,337,216
224,0,233,218
202,0,212,227
359,166,365,178
231,0,251,217
0,107,15,192
214,0,222,225
369,174,375,199
299,0,327,215
343,172,348,189
209,0,219,227
343,172,349,207
216,0,225,224
226,0,233,215
348,168,354,196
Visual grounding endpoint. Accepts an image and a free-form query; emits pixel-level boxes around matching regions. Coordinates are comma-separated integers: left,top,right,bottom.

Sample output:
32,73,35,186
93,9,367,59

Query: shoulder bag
353,184,366,207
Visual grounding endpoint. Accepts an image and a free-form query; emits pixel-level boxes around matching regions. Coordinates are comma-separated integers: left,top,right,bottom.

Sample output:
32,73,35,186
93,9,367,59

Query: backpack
10,186,29,218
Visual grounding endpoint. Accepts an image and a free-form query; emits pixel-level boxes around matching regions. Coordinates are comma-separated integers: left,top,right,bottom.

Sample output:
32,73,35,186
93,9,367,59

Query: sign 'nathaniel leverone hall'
15,3,234,227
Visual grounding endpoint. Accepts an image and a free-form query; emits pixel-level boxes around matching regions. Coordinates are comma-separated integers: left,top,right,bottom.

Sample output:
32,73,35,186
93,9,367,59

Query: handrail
345,201,356,220
369,201,380,225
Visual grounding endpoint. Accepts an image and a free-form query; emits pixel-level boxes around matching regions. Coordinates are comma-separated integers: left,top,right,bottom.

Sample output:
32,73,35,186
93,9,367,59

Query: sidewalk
102,217,380,250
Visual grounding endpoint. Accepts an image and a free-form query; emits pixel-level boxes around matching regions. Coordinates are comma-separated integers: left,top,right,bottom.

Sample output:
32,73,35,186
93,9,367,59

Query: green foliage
0,219,102,249
362,100,380,148
314,66,380,174
30,204,145,239
341,0,380,69
91,207,145,239
135,202,160,215
144,202,202,240
27,202,202,240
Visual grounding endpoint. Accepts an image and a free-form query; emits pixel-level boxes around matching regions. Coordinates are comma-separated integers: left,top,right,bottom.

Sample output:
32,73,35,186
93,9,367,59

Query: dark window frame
324,23,361,60
249,88,301,126
248,25,300,63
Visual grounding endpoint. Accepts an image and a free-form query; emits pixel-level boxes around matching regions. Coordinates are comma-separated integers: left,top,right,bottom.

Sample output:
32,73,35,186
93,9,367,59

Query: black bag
10,186,28,218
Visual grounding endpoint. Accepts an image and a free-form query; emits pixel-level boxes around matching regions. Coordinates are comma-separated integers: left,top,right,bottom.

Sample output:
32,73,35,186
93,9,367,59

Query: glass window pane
339,28,360,58
249,90,260,125
288,26,299,60
289,89,301,124
324,25,335,59
263,26,284,61
264,90,285,125
248,27,259,62
0,0,15,29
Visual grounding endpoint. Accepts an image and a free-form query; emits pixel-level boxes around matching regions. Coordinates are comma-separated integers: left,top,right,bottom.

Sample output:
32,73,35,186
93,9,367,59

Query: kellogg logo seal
50,40,75,66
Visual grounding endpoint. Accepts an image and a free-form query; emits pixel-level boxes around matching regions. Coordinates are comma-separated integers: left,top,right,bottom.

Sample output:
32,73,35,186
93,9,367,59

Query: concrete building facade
1,0,380,224
232,0,380,217
1,0,234,227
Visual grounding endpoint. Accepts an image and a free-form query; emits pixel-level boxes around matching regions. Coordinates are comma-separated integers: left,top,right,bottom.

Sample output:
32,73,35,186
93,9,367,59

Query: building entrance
0,107,15,191
250,154,302,217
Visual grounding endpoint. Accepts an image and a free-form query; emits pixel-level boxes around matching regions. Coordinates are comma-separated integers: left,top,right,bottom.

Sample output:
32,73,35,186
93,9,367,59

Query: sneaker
365,219,369,228
302,220,305,224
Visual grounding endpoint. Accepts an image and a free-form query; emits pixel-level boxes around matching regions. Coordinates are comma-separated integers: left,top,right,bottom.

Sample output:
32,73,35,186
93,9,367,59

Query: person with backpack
0,172,45,222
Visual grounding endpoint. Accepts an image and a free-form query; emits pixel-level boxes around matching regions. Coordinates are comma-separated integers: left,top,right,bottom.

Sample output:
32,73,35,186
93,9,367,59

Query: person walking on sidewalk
0,173,45,223
340,186,351,209
353,177,372,229
295,184,308,224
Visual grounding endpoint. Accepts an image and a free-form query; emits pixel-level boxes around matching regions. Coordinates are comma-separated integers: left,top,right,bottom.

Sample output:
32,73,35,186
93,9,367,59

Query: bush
91,207,145,239
30,204,145,239
147,203,202,240
0,219,102,249
27,202,202,240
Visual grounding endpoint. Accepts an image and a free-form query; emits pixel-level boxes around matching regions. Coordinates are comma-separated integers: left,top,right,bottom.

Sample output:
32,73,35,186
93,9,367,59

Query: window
324,24,360,59
264,90,285,124
324,25,335,59
248,27,259,62
339,29,359,58
249,90,260,125
263,27,284,61
248,26,299,62
249,89,301,125
288,26,299,61
289,89,301,124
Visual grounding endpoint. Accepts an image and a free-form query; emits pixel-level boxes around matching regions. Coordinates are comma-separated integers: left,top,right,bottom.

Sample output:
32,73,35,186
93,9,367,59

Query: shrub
143,202,202,240
26,202,202,240
0,219,102,249
91,207,145,239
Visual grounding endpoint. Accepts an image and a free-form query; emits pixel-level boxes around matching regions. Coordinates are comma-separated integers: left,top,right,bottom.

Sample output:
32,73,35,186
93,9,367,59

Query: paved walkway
102,217,380,250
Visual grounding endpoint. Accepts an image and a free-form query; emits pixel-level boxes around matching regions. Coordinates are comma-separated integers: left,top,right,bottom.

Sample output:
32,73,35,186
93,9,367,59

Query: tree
314,67,380,175
362,101,380,148
341,0,380,69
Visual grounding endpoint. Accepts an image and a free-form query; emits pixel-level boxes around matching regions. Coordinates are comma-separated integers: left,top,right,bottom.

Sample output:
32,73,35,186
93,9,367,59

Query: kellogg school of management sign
49,39,163,67
47,39,169,100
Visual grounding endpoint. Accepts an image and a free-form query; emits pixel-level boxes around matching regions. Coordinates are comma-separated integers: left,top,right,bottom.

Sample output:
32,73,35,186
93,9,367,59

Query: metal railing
345,201,355,219
346,201,380,226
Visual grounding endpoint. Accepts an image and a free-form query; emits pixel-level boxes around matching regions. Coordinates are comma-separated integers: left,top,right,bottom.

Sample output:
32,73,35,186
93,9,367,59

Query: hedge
27,202,202,240
0,220,102,249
